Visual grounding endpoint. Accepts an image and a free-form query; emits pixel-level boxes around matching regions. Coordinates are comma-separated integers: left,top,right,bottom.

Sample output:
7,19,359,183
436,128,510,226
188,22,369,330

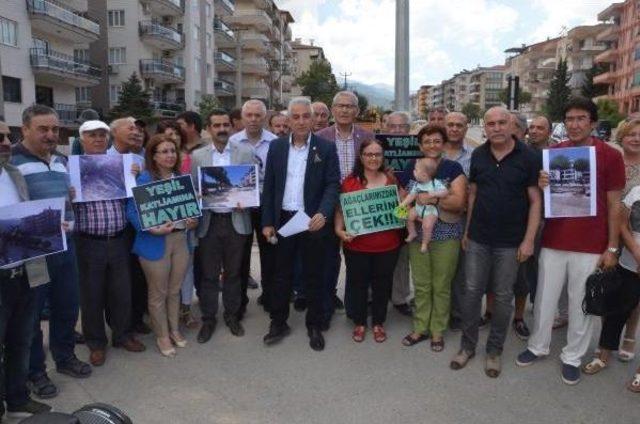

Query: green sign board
340,185,404,236
378,134,422,172
132,175,201,231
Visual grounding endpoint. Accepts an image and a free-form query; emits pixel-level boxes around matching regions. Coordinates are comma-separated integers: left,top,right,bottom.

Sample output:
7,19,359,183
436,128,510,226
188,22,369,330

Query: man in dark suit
261,97,340,351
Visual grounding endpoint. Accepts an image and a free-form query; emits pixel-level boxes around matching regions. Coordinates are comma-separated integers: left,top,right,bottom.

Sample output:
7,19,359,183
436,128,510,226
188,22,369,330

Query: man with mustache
0,121,52,418
191,110,256,343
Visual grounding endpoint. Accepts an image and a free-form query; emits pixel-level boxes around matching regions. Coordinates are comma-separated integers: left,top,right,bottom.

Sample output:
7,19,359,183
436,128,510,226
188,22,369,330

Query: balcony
593,70,617,85
243,85,269,99
26,0,100,43
151,101,185,118
214,79,235,96
214,0,235,16
139,0,184,17
139,59,185,84
579,43,607,53
596,26,619,42
250,0,271,9
55,103,82,127
139,21,183,50
30,48,101,86
223,11,271,33
243,32,269,52
214,18,235,49
214,52,236,71
597,3,623,21
242,57,269,75
594,48,618,64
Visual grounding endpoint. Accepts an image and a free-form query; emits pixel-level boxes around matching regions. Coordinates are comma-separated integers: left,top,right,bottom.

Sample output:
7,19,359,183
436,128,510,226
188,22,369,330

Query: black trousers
240,208,274,308
75,234,131,349
198,214,248,322
270,212,327,329
599,265,640,351
344,248,399,326
125,225,147,328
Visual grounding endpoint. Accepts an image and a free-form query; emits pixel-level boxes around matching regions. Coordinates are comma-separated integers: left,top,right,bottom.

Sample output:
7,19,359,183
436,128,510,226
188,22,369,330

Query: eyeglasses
333,104,357,110
420,139,443,146
155,148,177,155
362,152,383,158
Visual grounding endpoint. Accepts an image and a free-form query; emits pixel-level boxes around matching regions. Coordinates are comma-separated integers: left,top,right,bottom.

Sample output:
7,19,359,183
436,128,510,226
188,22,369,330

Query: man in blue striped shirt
11,105,91,400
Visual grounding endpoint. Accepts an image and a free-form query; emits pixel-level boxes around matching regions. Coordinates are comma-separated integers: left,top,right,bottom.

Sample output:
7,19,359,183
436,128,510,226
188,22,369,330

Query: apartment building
468,65,505,112
450,70,472,111
415,84,431,117
593,1,640,114
504,37,560,116
1,0,101,139
220,0,294,109
426,84,444,109
556,24,609,93
289,38,326,98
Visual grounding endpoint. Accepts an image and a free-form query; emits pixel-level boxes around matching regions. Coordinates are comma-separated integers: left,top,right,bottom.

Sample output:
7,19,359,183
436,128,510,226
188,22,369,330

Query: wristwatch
607,247,620,255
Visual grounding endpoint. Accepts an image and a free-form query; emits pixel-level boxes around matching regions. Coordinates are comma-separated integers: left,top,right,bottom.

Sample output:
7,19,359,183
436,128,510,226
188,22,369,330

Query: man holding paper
71,120,146,367
261,97,340,351
191,110,255,343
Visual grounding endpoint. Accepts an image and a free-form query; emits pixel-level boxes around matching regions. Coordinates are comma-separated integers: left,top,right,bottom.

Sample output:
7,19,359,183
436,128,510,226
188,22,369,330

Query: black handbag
582,267,624,316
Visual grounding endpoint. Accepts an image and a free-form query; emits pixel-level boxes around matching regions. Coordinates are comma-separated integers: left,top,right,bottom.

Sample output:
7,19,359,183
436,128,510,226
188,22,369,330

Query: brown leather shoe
89,349,106,367
116,337,146,352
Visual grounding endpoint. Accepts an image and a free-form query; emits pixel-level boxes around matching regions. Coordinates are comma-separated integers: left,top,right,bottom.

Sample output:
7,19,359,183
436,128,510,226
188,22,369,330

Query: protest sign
0,197,67,268
132,175,201,231
377,134,422,172
69,153,137,202
340,185,404,236
199,165,260,209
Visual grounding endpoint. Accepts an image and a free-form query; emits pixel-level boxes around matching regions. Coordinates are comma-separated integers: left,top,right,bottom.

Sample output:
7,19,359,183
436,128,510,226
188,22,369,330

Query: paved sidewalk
8,248,640,424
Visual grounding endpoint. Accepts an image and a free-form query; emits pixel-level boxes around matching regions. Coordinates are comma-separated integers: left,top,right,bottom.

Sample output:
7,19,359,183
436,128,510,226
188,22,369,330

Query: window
108,47,126,64
0,17,17,46
194,90,201,107
75,87,90,103
206,63,212,76
108,10,125,27
635,46,640,61
206,32,212,48
193,25,200,41
2,76,21,102
195,57,201,74
109,84,122,103
205,2,212,17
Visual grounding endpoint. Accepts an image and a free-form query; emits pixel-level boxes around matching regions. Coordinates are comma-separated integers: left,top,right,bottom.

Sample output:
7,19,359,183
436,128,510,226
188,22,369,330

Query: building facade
468,65,505,112
289,39,326,98
556,24,609,93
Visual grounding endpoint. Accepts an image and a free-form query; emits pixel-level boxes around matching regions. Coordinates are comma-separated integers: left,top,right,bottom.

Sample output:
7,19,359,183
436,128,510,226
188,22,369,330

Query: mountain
347,81,394,109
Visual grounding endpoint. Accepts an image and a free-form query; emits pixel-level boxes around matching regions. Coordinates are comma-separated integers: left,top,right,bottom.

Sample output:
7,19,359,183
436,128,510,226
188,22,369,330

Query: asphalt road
8,245,640,424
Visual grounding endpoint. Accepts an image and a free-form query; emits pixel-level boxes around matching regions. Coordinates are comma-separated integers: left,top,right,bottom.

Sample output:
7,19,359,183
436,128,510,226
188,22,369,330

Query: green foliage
353,91,368,118
198,94,222,122
498,87,532,106
597,99,624,127
581,65,600,99
108,73,153,122
550,154,571,170
544,59,572,122
461,102,481,123
295,59,340,106
573,158,590,172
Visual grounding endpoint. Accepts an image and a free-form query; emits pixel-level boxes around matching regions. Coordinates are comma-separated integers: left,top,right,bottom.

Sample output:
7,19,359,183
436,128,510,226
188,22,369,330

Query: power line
339,72,352,90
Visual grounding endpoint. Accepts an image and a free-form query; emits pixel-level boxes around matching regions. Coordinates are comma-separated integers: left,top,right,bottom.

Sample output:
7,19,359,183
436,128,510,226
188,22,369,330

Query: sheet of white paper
123,154,139,197
277,210,310,237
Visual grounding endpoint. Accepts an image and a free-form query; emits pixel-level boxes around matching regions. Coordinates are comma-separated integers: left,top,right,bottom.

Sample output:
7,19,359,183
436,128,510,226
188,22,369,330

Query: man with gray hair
316,91,375,324
229,99,277,315
108,117,144,161
311,101,330,131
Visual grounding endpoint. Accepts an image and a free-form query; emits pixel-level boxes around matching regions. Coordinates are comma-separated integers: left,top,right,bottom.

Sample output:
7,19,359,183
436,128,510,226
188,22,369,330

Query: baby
399,158,449,253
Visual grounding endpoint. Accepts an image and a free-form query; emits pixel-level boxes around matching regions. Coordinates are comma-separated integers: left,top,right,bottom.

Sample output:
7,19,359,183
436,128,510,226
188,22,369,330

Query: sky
274,0,610,90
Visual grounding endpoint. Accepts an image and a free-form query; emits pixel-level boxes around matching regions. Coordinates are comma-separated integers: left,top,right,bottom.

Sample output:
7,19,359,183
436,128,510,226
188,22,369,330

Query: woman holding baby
400,125,468,352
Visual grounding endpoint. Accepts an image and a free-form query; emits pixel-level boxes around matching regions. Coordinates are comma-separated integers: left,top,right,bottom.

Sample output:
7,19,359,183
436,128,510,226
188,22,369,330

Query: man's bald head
445,112,468,145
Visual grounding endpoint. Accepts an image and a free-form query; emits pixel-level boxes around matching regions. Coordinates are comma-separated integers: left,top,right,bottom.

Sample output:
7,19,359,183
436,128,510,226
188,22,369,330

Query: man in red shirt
516,97,625,386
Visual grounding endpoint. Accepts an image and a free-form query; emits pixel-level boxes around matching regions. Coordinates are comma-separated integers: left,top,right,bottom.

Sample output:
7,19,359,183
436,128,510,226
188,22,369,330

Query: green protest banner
340,185,404,236
132,175,201,231
378,134,422,172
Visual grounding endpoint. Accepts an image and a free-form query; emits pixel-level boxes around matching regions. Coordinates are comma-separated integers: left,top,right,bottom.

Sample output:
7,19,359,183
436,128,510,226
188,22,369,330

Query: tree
108,73,153,122
295,59,340,106
573,158,590,172
581,65,601,99
353,91,368,118
550,154,571,170
498,87,532,107
597,99,624,127
198,94,221,121
544,58,571,122
461,102,481,123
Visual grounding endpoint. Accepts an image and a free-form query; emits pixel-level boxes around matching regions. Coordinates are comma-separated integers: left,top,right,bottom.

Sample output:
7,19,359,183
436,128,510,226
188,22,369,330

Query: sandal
628,372,640,393
619,338,636,362
582,357,607,375
430,338,445,352
373,325,387,343
352,325,366,343
402,332,428,346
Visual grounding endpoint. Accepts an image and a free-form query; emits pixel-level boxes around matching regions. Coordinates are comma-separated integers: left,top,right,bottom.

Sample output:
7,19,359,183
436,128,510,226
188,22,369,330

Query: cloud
528,0,605,42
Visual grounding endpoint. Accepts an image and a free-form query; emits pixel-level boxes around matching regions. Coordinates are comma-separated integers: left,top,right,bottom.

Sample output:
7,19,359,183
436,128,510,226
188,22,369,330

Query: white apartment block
1,0,101,137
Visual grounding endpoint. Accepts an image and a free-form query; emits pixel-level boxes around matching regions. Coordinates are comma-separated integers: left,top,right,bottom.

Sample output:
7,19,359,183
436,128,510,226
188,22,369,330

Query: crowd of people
1,91,640,421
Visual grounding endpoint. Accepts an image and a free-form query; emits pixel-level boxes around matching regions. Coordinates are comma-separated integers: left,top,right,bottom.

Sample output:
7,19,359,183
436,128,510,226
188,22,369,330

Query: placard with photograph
543,146,597,218
132,175,201,231
199,165,260,209
69,153,138,202
0,197,67,268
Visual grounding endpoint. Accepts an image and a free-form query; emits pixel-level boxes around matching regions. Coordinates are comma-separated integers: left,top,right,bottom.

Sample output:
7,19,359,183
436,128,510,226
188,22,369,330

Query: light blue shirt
229,129,276,190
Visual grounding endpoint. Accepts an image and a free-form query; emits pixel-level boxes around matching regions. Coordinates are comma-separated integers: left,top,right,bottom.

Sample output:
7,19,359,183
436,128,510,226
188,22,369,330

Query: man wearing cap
72,121,146,367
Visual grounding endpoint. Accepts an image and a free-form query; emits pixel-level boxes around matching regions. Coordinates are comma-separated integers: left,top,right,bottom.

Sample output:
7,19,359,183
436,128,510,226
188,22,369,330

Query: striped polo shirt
10,142,74,221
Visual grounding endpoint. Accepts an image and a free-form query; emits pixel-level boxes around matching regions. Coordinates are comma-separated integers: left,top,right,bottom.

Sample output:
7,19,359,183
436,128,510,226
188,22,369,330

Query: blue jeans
30,238,80,377
460,239,518,355
0,266,36,408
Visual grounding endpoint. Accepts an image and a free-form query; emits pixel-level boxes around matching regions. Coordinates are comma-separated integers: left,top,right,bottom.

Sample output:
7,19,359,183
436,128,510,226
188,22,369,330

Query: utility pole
340,71,352,90
394,0,410,111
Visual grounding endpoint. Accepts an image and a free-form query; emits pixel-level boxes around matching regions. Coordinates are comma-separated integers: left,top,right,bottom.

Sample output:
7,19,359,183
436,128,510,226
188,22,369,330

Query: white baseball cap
79,120,110,134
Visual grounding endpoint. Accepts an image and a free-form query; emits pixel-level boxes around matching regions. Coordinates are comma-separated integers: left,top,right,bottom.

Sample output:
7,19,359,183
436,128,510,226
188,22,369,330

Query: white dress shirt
282,134,310,212
211,142,232,213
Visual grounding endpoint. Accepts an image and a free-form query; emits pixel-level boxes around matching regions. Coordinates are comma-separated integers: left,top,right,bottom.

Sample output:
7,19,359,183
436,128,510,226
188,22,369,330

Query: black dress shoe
197,320,217,344
225,317,245,337
132,322,152,335
263,323,291,345
393,303,413,317
308,328,325,351
293,297,307,312
319,320,330,332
